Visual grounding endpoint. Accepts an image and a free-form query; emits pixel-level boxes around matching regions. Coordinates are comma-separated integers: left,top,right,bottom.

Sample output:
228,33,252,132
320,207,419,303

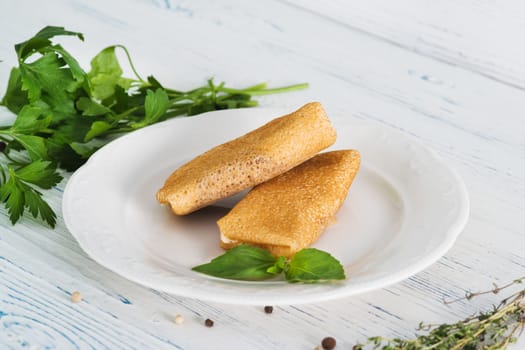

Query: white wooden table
1,1,524,349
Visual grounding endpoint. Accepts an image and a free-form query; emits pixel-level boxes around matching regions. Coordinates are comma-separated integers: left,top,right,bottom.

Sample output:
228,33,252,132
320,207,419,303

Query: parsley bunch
0,26,307,227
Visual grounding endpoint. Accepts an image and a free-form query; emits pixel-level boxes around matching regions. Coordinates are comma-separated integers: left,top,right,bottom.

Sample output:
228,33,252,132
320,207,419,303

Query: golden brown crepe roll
157,102,336,215
218,150,360,257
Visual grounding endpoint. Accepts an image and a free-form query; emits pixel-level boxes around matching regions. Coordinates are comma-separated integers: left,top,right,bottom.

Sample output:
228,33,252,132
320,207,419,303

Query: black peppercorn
264,306,273,314
321,336,336,350
204,318,214,327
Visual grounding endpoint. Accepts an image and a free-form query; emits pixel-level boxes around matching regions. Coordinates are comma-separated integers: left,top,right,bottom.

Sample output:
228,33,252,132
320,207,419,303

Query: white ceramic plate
63,108,469,305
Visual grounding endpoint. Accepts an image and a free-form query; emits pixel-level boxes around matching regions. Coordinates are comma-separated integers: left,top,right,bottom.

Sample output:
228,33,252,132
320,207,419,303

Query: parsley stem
242,82,268,90
114,106,142,121
114,45,147,84
163,83,269,98
217,83,309,96
163,108,192,119
105,128,135,135
163,87,184,95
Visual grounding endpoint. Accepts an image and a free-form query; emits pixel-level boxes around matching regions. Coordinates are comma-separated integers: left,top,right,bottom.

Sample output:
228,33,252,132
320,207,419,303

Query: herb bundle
353,278,525,349
0,26,307,227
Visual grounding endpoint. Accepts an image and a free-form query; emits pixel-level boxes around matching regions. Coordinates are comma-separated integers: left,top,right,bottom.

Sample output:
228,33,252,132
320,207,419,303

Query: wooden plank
0,0,524,348
283,0,525,90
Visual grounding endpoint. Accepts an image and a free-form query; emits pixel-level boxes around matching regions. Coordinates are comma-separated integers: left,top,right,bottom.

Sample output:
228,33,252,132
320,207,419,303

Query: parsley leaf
23,186,57,227
10,105,51,134
76,97,112,117
0,165,59,227
83,121,112,142
0,173,25,225
87,46,130,101
15,26,84,61
11,134,48,161
19,52,78,121
132,88,170,128
15,160,62,189
1,68,29,113
46,131,87,171
43,44,86,83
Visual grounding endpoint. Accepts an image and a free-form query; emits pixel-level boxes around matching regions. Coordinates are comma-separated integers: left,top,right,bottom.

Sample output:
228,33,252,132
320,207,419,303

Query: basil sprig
192,245,346,283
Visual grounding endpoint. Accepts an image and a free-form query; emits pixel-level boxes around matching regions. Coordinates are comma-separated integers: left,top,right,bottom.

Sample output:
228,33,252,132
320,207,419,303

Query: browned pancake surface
218,150,361,257
156,102,336,215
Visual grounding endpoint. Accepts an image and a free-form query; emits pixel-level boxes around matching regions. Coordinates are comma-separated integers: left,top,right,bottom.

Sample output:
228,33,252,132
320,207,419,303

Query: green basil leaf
192,244,279,281
285,248,346,283
267,256,287,275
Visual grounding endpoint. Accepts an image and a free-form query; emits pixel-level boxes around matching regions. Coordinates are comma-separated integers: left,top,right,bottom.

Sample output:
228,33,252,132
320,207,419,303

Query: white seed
70,291,82,303
173,314,184,325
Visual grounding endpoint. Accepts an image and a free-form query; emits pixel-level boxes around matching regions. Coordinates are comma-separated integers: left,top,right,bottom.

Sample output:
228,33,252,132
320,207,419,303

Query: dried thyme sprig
353,277,525,350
